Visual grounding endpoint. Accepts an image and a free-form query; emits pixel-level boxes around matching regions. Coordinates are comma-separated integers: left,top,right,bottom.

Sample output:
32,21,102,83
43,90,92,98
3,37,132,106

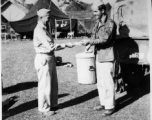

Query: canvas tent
1,15,8,24
10,0,77,35
1,0,27,22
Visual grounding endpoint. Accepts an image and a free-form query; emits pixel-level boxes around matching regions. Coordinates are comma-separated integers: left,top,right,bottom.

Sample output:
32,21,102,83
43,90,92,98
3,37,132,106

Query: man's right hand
80,39,90,46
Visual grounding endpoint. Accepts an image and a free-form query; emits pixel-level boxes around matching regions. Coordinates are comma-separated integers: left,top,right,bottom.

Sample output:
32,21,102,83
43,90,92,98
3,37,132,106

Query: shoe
43,111,55,116
101,108,115,116
51,105,62,111
93,105,105,111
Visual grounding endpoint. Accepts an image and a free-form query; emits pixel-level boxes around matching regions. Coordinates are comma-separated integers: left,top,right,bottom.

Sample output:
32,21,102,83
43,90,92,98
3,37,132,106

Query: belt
36,52,54,56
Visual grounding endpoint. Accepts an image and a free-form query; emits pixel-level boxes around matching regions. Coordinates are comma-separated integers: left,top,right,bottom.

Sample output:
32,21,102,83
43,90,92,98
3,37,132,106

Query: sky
22,0,117,13
79,0,117,5
24,0,37,4
78,0,95,4
24,0,117,6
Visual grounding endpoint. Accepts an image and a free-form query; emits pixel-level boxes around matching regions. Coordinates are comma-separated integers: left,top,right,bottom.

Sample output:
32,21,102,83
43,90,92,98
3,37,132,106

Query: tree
65,1,89,12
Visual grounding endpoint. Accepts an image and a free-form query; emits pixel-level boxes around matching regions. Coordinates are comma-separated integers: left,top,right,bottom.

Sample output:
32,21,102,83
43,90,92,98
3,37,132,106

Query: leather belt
36,52,54,56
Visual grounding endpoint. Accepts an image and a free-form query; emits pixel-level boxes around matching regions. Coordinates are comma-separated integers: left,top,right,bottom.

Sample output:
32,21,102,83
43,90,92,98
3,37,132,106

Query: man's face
43,12,51,23
92,7,102,20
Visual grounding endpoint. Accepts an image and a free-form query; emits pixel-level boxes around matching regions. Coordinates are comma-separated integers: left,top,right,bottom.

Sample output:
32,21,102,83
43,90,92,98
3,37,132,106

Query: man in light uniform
81,0,116,116
33,8,74,115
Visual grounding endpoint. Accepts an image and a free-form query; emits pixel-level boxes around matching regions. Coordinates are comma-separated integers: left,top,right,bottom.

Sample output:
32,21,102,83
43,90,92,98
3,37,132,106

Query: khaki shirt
33,22,58,55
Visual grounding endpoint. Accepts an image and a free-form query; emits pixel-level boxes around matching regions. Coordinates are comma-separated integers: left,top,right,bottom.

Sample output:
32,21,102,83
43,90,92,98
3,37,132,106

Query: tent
1,15,8,24
10,0,77,35
1,0,27,22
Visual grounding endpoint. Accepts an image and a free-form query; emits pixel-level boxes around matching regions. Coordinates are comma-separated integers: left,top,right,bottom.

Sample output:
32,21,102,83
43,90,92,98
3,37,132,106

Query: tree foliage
65,1,91,12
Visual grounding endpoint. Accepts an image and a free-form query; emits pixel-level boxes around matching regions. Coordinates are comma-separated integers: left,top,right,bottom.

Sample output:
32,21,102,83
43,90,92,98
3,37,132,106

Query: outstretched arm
54,42,76,51
81,20,114,46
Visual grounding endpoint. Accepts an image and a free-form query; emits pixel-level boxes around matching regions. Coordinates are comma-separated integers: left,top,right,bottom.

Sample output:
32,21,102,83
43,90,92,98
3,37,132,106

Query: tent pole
48,20,52,34
55,19,57,40
48,0,52,35
70,18,72,33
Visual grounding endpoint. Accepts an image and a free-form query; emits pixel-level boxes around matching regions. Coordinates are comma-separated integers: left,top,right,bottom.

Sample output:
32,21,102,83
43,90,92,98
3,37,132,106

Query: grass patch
2,39,150,120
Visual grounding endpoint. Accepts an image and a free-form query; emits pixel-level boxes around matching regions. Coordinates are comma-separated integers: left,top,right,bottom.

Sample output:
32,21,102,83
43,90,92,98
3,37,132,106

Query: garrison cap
37,8,50,17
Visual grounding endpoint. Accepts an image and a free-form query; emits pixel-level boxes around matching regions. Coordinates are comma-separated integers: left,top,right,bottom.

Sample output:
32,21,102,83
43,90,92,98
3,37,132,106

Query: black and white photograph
1,0,152,120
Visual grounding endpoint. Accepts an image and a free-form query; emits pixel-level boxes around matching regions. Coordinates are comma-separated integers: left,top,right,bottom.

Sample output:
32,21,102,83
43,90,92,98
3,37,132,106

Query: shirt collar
38,21,47,30
99,14,108,23
101,15,107,23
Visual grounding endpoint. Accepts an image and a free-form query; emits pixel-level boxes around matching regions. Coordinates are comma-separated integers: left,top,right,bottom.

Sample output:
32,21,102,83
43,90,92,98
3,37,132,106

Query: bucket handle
89,66,95,71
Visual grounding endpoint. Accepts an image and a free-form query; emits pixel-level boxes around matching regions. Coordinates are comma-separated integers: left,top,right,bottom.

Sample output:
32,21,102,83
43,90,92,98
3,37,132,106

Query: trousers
96,61,115,109
34,54,58,112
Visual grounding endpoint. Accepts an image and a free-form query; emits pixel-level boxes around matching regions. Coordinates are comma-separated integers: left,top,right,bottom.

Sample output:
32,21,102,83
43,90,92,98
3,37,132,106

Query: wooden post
70,18,72,33
48,0,52,37
55,19,57,40
147,0,152,91
5,33,7,43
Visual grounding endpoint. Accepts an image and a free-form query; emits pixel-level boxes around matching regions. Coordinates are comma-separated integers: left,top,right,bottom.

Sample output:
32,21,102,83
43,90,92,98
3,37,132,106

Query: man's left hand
65,42,75,48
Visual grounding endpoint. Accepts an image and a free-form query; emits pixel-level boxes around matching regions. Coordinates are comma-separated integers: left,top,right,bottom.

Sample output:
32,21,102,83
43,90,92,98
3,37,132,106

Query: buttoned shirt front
33,21,56,55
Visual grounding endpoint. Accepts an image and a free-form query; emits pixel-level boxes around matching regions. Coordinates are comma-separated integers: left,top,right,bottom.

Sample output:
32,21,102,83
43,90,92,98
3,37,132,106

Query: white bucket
75,52,96,84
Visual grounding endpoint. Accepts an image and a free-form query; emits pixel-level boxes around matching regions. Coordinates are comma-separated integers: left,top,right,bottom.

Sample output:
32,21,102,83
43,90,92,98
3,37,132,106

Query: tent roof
1,15,8,23
9,0,71,33
22,0,68,21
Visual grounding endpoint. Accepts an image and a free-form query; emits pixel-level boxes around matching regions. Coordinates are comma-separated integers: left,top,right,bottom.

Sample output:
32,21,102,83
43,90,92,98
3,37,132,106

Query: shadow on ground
2,81,38,95
56,62,74,67
60,89,98,108
115,73,150,113
2,96,19,120
4,93,69,119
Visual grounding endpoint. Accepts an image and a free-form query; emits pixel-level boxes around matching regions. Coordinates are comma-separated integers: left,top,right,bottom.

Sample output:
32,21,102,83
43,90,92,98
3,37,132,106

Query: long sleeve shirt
33,22,64,55
89,16,116,62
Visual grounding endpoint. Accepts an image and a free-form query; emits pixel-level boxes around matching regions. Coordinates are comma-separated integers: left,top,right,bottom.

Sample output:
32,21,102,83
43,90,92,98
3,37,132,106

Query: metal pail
75,52,96,84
